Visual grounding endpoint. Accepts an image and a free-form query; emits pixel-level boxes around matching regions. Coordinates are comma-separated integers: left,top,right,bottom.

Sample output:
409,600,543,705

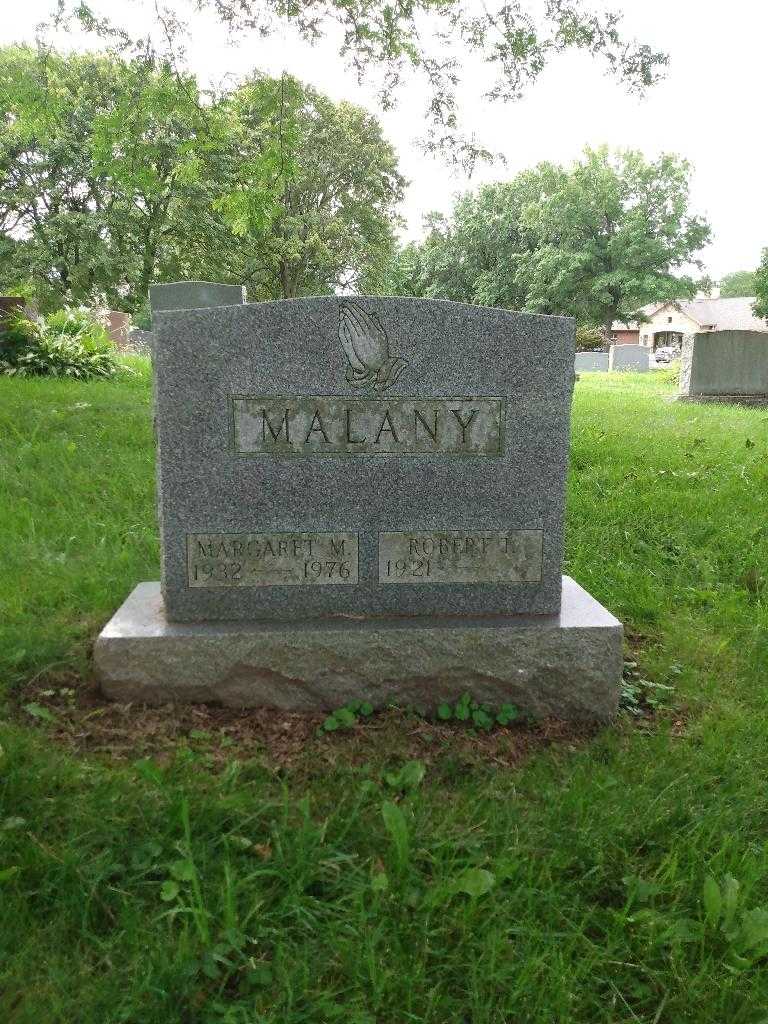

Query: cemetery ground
1,365,768,1024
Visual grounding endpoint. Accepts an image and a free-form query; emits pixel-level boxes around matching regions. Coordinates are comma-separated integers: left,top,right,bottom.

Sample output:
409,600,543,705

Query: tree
719,270,757,298
383,168,565,306
519,147,711,336
205,75,405,299
53,1,668,169
0,46,210,312
385,149,709,331
754,250,768,321
0,50,405,310
373,241,427,297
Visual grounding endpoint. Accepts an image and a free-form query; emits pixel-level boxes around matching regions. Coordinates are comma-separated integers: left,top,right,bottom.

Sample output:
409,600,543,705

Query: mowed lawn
1,365,768,1023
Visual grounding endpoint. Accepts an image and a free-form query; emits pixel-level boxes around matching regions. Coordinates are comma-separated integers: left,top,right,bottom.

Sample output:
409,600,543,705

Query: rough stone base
95,577,623,721
678,394,768,408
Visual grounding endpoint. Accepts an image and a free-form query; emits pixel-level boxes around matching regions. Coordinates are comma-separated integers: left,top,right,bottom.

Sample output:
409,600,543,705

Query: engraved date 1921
384,558,432,579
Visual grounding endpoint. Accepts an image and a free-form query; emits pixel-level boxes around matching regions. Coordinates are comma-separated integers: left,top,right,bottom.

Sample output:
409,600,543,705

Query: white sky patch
4,0,767,279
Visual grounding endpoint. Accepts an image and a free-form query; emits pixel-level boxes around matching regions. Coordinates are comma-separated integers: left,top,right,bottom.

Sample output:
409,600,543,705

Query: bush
575,325,606,351
0,308,120,380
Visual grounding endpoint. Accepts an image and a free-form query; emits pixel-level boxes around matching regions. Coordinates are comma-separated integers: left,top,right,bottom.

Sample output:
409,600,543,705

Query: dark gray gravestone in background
152,293,575,622
149,280,246,314
679,330,768,401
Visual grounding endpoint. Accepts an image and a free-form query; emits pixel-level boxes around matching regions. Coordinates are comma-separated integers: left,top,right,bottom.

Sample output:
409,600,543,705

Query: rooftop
613,297,768,333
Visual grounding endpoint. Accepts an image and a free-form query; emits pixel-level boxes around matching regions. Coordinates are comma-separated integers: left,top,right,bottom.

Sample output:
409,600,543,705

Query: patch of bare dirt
9,670,602,773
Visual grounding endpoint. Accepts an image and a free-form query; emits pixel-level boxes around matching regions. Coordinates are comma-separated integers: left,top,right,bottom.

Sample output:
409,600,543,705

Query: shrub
575,325,606,351
0,308,120,380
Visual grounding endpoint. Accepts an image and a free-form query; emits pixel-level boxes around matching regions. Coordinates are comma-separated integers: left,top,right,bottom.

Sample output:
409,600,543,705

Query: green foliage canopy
54,0,669,169
387,147,711,334
0,46,210,311
520,147,711,334
201,75,405,299
0,47,405,310
754,250,768,321
719,270,757,298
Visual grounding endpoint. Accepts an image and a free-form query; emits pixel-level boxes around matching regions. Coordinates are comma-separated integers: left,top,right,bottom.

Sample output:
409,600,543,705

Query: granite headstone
575,351,609,372
608,344,649,372
679,330,768,404
153,294,573,622
96,283,623,718
149,280,246,314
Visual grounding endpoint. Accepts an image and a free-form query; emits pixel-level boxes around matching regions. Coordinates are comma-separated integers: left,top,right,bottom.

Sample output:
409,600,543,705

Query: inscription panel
379,530,543,585
187,532,358,588
231,397,504,456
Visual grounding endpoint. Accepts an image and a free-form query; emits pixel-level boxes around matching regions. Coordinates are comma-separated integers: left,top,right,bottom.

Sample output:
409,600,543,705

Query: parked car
654,346,679,364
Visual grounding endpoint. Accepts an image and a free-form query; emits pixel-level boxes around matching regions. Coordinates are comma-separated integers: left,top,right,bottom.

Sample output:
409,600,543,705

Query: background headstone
575,351,609,372
105,310,131,348
679,331,768,402
609,344,649,372
149,281,246,315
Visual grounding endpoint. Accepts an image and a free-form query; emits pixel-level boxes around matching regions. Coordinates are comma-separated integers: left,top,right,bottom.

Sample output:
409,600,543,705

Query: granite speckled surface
152,295,575,622
608,344,649,372
679,330,768,398
149,280,246,314
96,577,623,721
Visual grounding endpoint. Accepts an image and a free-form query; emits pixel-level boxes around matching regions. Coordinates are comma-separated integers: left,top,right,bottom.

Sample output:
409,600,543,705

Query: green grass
1,366,768,1023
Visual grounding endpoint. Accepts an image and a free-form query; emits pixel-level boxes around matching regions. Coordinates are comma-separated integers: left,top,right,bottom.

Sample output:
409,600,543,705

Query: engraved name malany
231,397,504,456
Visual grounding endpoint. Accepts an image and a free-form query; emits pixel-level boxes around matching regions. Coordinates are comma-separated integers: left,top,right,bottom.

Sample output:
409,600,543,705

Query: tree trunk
280,262,299,299
602,309,617,344
139,228,158,308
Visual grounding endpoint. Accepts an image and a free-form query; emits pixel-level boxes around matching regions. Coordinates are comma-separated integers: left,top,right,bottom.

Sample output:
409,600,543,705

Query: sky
2,0,767,280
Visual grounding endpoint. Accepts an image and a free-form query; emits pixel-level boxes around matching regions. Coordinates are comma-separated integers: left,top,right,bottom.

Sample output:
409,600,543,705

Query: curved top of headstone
150,281,246,313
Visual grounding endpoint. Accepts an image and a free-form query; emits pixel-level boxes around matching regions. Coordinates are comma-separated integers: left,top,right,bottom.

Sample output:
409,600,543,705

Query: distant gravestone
575,352,609,372
609,344,649,372
679,331,768,405
126,328,154,356
105,310,130,348
95,285,623,719
149,281,245,314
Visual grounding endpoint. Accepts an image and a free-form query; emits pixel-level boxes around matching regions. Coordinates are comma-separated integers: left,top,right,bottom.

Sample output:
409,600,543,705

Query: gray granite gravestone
575,352,609,372
149,280,246,314
679,331,768,405
608,344,649,372
95,283,623,719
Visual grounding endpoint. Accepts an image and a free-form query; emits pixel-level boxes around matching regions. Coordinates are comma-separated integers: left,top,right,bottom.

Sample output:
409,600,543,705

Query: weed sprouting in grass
437,693,520,729
319,699,374,733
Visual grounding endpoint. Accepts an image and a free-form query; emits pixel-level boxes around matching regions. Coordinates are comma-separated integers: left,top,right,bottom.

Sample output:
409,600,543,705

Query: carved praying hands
338,301,408,392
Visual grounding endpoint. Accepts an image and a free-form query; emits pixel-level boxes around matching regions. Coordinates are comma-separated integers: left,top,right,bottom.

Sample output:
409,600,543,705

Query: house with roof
612,297,768,351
